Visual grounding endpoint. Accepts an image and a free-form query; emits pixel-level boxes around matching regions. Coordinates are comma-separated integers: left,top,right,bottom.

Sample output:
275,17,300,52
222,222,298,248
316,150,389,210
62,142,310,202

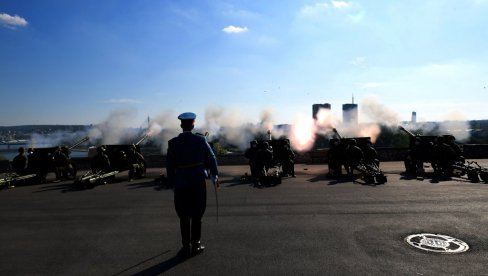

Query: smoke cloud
88,108,140,145
360,96,401,127
26,97,472,155
439,111,470,142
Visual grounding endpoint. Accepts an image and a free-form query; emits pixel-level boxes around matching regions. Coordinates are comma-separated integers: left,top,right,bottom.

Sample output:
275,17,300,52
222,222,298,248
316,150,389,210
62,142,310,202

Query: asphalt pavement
1,161,488,275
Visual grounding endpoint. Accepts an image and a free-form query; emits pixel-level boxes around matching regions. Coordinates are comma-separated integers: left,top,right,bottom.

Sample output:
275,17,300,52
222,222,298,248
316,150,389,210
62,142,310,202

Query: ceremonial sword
212,177,219,223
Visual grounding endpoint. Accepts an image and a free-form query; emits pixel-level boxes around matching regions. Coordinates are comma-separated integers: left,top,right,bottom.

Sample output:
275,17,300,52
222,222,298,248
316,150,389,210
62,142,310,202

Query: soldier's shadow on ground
307,174,329,183
112,250,187,276
399,172,458,184
222,176,254,187
33,181,87,193
326,178,353,186
126,179,165,190
307,174,357,185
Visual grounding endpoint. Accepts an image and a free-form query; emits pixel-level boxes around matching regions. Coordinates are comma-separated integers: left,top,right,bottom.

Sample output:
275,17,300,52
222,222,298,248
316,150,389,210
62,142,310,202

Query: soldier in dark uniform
126,144,145,181
327,139,343,178
433,136,456,176
363,140,379,167
245,140,261,184
166,112,219,257
53,146,70,180
260,141,274,174
408,137,425,174
12,147,28,175
281,141,296,177
26,148,36,174
344,139,363,176
91,146,111,173
445,135,464,162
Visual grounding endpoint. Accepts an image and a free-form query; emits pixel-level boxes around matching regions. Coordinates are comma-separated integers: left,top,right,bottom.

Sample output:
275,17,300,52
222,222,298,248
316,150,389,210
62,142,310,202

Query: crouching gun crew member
166,112,219,257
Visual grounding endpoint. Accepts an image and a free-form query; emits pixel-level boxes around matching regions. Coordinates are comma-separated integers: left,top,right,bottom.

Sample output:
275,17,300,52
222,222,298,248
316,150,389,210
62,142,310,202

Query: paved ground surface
1,161,488,275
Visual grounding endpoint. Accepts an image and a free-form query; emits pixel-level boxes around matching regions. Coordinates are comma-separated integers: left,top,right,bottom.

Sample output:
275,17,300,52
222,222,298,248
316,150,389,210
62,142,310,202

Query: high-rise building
411,111,417,123
312,103,331,120
342,103,358,126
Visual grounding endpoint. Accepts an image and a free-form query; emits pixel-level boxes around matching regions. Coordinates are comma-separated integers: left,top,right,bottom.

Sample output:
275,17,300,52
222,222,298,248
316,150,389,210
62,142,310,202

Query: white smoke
29,130,89,148
145,110,180,154
88,108,140,145
202,106,286,151
439,111,470,142
59,97,472,155
360,96,401,127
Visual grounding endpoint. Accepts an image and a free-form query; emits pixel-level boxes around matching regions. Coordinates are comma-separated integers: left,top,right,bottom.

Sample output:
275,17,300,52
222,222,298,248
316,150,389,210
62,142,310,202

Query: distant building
411,111,417,123
312,103,331,120
342,103,358,126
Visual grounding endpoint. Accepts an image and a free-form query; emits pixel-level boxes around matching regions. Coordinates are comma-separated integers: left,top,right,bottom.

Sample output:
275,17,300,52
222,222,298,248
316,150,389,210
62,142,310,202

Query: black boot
180,219,191,256
191,220,204,255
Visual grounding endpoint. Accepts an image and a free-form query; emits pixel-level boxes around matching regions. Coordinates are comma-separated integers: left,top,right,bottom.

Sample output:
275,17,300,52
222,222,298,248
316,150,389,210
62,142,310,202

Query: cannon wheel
375,174,387,184
479,172,488,183
467,171,480,183
363,174,375,184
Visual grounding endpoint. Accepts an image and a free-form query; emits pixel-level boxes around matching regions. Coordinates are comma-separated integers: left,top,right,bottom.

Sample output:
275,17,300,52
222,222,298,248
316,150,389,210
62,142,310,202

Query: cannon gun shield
328,129,387,184
20,136,89,184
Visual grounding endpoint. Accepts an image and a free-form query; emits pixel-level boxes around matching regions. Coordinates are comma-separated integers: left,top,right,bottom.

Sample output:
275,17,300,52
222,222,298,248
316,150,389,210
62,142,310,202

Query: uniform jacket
166,132,218,189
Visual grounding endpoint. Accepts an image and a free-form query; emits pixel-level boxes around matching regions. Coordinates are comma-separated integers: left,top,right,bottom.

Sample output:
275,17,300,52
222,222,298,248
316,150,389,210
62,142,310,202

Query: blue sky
1,0,487,127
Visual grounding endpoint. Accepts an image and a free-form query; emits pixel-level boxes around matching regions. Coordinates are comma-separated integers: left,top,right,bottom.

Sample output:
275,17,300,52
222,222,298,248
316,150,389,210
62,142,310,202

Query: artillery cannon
329,129,387,184
77,135,147,188
398,126,466,177
16,136,89,184
398,126,439,174
451,161,488,183
243,139,295,186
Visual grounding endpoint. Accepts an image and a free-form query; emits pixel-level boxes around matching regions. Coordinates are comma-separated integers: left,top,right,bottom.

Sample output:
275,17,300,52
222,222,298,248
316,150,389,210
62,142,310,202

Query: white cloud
0,13,28,29
331,1,352,9
299,3,329,17
298,1,363,23
222,25,248,34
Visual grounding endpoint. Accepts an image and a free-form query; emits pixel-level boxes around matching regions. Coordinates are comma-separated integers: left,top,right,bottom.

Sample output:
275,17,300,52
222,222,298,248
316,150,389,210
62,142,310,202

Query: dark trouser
174,184,207,247
283,161,295,176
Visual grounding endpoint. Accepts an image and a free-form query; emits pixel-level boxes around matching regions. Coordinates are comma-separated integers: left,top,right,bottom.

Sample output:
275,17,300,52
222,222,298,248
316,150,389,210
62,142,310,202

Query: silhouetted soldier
26,148,36,174
281,142,296,177
407,137,425,174
91,146,111,173
166,112,219,257
344,139,363,176
245,140,262,184
53,146,71,180
260,141,274,174
12,147,28,175
126,144,145,181
327,139,343,178
363,140,379,167
433,136,456,176
445,135,464,162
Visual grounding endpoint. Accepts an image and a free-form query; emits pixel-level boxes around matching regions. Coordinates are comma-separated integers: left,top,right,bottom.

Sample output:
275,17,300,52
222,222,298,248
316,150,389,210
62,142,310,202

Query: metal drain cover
405,233,469,254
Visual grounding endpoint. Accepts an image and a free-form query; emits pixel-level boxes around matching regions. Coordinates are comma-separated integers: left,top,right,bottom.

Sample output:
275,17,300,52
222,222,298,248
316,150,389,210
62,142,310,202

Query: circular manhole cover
405,233,469,254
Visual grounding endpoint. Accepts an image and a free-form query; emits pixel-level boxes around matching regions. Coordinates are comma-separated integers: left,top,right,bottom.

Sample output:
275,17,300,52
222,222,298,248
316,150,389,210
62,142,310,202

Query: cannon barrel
69,136,89,150
398,126,416,137
135,134,148,146
332,128,342,140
